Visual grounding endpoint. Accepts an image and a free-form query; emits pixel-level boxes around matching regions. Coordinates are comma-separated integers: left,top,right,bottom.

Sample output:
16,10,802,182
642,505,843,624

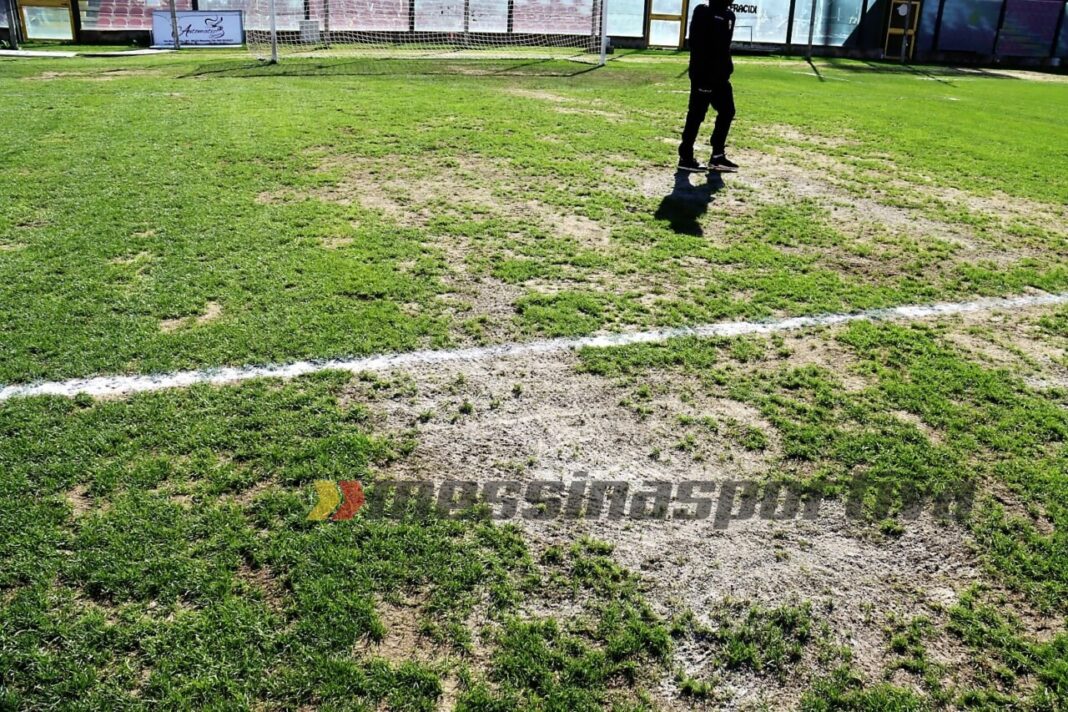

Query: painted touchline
1,291,1065,402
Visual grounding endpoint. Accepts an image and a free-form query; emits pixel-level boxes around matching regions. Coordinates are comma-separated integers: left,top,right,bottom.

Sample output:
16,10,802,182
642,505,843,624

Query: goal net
244,0,608,64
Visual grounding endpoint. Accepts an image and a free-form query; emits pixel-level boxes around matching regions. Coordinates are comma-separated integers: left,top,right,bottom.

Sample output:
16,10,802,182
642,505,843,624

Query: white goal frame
247,0,609,65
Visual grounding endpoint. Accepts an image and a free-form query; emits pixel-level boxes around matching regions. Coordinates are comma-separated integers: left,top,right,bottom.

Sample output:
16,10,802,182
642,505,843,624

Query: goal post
246,0,609,65
598,0,607,65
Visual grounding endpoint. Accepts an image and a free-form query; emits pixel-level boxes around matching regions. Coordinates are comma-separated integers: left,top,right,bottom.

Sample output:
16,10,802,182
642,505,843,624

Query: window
469,0,509,32
607,0,644,35
1059,3,1068,57
997,0,1063,56
938,0,1002,52
790,0,865,46
22,4,75,39
915,0,941,55
734,0,792,44
513,0,595,35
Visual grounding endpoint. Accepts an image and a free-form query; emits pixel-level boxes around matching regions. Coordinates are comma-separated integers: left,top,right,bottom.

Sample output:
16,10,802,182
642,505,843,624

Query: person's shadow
654,170,724,236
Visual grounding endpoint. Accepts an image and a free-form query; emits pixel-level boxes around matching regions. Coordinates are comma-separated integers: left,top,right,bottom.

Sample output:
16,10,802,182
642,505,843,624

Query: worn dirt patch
159,301,223,333
505,88,572,103
358,597,450,664
552,105,626,120
67,485,93,518
507,88,629,120
292,154,619,249
236,562,287,613
977,69,1068,84
723,145,1063,280
346,334,954,708
342,304,1066,709
109,251,152,265
26,69,165,81
0,243,27,252
525,199,614,245
752,123,861,149
879,173,1068,240
276,153,632,343
630,149,992,287
266,142,1064,354
321,236,355,249
939,305,1068,390
231,478,277,509
734,149,976,244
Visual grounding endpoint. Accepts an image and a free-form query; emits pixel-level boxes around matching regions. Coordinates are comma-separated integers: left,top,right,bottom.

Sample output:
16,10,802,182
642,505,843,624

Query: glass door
18,0,75,40
647,0,690,47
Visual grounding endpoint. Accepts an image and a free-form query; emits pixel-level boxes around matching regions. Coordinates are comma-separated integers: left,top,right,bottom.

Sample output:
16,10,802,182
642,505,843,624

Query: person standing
678,0,739,172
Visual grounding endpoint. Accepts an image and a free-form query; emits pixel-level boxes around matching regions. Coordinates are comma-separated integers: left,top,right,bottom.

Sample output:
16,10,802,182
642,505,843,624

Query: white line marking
2,292,1065,403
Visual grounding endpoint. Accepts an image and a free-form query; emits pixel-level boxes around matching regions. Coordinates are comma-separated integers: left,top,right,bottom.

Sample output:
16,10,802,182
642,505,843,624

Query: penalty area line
2,291,1066,403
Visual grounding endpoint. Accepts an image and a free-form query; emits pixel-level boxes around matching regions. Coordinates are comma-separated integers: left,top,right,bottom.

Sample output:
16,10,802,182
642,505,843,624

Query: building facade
2,0,1066,64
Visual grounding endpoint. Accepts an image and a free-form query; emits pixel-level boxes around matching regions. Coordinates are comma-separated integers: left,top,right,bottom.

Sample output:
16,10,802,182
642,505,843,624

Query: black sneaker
677,156,707,173
709,154,739,172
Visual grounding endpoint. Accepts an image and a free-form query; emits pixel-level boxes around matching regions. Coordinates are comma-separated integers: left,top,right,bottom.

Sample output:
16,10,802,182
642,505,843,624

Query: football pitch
1,50,1066,709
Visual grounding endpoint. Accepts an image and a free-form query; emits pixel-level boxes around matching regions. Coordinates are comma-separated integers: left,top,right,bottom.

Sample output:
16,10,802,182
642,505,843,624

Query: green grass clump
948,590,1068,709
676,672,717,699
883,616,951,703
459,539,672,710
671,601,814,678
800,665,928,712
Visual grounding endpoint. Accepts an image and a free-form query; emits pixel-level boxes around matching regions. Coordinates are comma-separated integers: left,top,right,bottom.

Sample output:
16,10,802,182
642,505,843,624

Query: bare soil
159,301,223,333
336,304,1068,708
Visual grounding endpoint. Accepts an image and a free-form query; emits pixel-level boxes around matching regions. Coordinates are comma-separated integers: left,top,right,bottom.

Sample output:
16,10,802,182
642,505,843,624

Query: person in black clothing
678,0,739,173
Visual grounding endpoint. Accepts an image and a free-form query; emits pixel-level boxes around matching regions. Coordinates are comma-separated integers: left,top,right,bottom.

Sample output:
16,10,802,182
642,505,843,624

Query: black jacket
688,0,735,86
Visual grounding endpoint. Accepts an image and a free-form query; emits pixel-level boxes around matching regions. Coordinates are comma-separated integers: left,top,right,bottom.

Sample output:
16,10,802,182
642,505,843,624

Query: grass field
0,50,1066,710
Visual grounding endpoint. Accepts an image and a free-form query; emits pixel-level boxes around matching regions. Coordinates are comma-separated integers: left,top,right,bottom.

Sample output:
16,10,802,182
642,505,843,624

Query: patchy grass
2,50,1066,710
0,378,680,709
1,53,1066,383
671,600,816,678
579,318,1068,705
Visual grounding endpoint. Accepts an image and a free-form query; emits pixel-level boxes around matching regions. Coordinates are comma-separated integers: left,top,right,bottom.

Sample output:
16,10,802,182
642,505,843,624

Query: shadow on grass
806,57,826,82
814,57,1035,85
181,55,605,79
654,169,724,236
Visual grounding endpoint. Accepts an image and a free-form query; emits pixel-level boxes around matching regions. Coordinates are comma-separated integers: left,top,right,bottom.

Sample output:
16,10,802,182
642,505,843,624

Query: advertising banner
152,10,243,46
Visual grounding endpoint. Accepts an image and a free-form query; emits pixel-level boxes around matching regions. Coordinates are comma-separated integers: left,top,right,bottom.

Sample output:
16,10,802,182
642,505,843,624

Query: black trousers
679,80,735,159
